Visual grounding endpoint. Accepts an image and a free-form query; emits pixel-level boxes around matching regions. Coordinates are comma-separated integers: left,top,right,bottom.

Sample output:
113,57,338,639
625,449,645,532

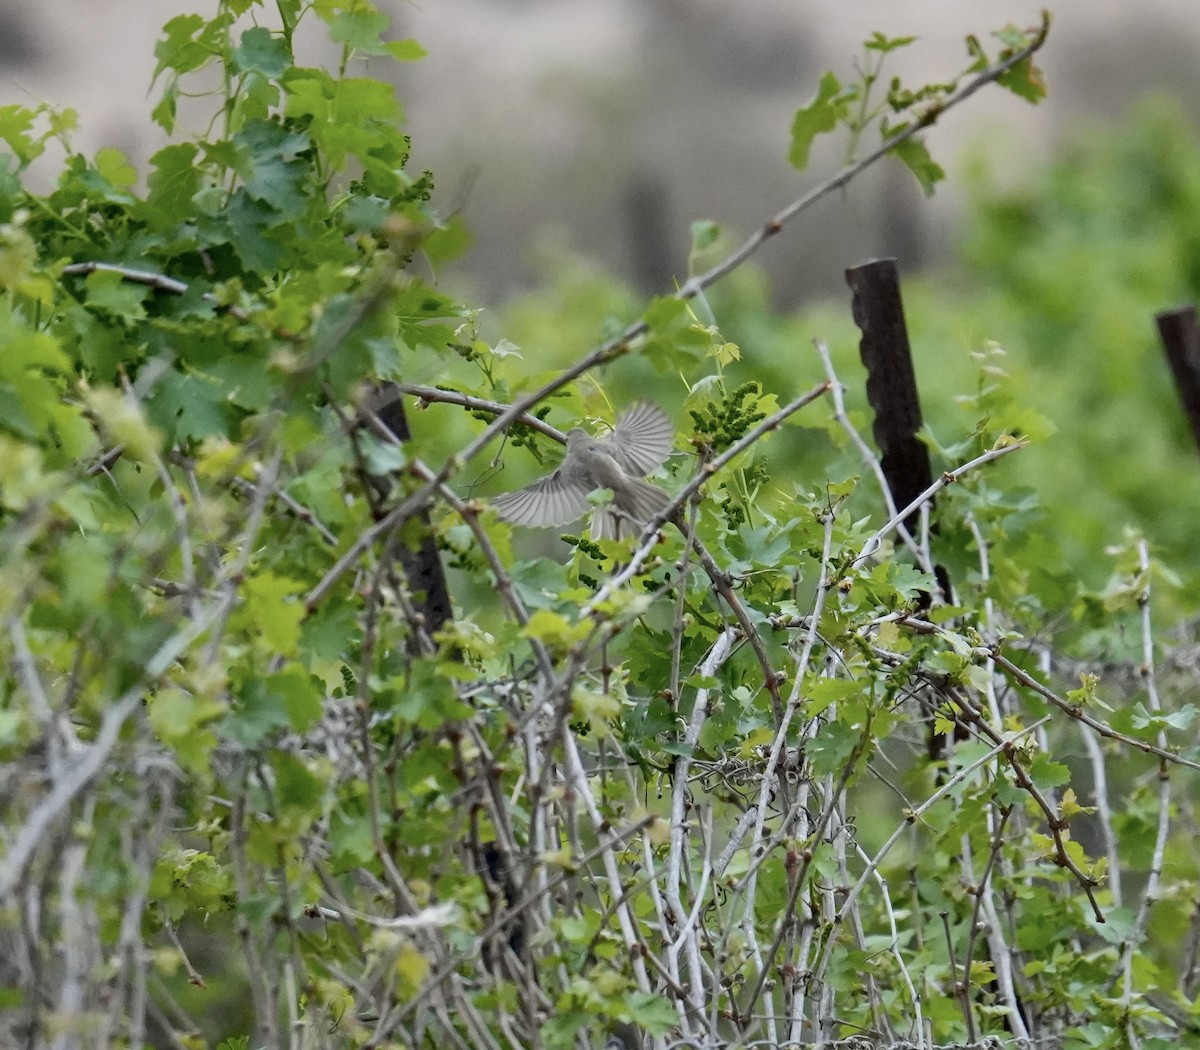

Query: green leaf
385,38,427,62
0,105,38,166
392,660,473,728
69,152,136,206
239,571,305,654
891,135,946,196
235,119,312,218
153,14,216,80
0,155,21,222
803,676,864,717
266,665,325,731
571,684,621,723
221,190,286,272
232,27,291,78
144,368,236,442
153,848,234,917
0,308,72,377
269,752,327,824
996,55,1047,104
421,214,472,265
229,673,293,745
865,32,917,54
94,147,137,190
300,602,359,673
690,219,720,254
328,9,392,53
523,608,591,650
283,71,406,193
788,72,843,171
1129,702,1197,734
151,81,178,133
724,523,791,574
329,807,375,866
964,34,989,74
0,227,39,298
359,432,408,475
148,688,225,774
622,992,677,1033
341,192,391,234
146,143,201,227
640,295,711,372
83,269,150,322
807,720,861,777
1026,751,1070,790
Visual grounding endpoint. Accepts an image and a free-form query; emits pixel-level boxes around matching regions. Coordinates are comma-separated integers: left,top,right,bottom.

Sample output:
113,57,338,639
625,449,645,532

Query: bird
491,402,675,539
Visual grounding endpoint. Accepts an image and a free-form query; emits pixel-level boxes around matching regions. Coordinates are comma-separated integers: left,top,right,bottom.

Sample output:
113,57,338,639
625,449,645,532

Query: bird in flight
492,402,675,539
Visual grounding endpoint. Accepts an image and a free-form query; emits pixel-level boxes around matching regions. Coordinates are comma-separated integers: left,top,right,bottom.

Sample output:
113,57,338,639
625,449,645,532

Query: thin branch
985,648,1200,772
809,717,1050,989
583,380,833,616
814,338,928,570
0,595,226,898
313,16,1053,530
1118,540,1172,994
393,384,566,442
945,683,1105,923
959,805,1012,1041
854,442,1026,567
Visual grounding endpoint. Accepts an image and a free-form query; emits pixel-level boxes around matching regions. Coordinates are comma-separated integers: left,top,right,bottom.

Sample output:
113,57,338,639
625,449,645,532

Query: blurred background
4,0,1199,307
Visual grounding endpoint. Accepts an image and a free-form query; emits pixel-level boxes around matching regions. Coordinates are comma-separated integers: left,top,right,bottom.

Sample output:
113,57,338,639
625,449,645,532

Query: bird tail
591,480,672,540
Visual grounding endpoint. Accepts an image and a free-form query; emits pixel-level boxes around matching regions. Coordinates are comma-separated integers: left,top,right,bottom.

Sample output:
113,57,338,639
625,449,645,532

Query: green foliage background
500,93,1200,625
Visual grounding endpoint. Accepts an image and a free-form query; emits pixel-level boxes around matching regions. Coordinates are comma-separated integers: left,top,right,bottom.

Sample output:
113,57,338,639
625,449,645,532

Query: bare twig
0,594,225,898
1117,540,1172,997
854,442,1026,567
303,14,1053,545
986,649,1200,772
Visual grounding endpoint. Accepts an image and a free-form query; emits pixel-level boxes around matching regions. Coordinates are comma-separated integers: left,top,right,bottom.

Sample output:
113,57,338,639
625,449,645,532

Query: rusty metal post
845,258,934,537
367,385,455,642
1155,305,1200,454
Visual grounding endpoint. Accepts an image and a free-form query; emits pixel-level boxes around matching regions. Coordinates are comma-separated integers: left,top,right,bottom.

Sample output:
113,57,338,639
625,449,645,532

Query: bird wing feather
491,469,592,527
604,402,674,476
493,401,673,531
592,478,673,540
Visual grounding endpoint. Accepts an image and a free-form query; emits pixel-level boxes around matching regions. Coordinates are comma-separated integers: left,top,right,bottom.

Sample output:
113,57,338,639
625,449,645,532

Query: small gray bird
492,402,674,539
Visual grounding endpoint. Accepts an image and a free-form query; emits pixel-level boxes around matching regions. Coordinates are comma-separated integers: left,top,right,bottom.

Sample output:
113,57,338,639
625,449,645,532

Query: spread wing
602,402,674,477
591,478,673,540
491,468,593,528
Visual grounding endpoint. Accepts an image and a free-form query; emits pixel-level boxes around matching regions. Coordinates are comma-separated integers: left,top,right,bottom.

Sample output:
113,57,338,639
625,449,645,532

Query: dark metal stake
367,384,455,641
1155,305,1200,454
845,258,934,538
